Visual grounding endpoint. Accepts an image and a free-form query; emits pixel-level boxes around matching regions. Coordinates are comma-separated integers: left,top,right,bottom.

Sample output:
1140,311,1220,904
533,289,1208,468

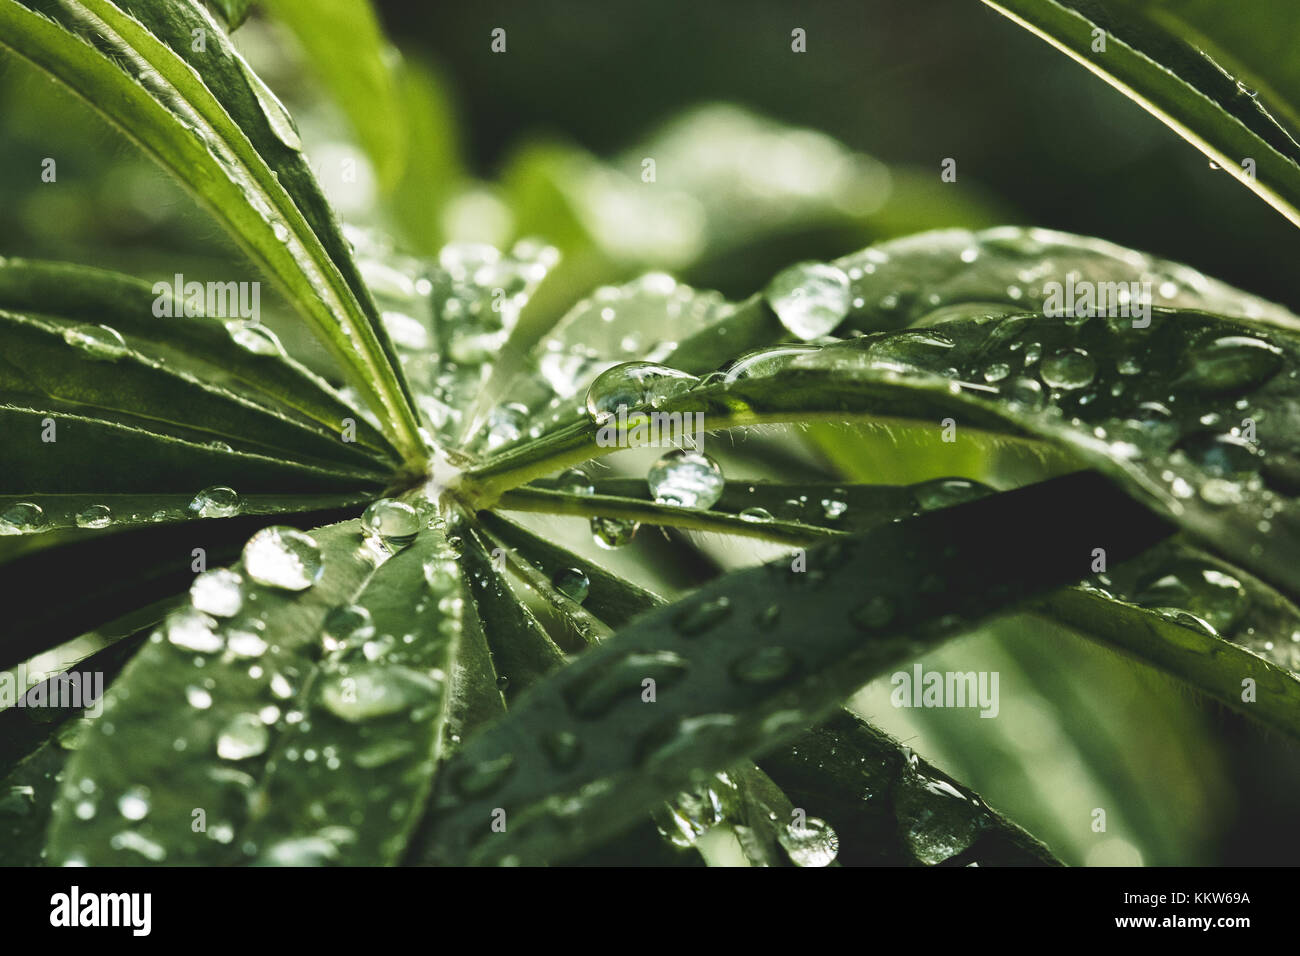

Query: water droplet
190,568,244,618
1180,335,1283,393
216,713,269,760
1002,376,1045,410
117,787,150,821
322,604,374,652
912,477,993,512
895,766,985,864
74,504,112,529
647,450,725,509
0,501,46,535
552,567,590,603
729,646,797,685
779,816,839,866
185,685,213,710
673,596,732,636
1040,348,1096,390
557,469,595,496
765,262,851,340
721,345,822,384
242,527,323,591
591,516,638,549
1176,431,1258,478
226,626,268,659
189,485,241,518
565,651,689,719
62,323,128,361
585,362,699,424
319,666,442,722
225,321,285,357
360,499,420,551
165,607,223,653
739,506,774,523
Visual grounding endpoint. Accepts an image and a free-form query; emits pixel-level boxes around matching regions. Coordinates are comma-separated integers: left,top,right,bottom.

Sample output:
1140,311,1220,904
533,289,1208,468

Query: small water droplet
552,567,591,603
739,506,774,523
591,516,638,549
74,504,112,529
165,607,223,653
1040,348,1096,390
116,786,150,821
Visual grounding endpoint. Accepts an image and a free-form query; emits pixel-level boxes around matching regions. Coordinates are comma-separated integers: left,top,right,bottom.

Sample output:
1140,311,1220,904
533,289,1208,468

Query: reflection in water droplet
242,527,323,591
1040,348,1096,390
217,713,270,760
62,323,128,361
190,568,244,618
591,516,638,549
360,499,420,551
647,450,725,509
552,567,591,603
189,486,241,518
0,501,46,535
779,816,839,866
585,362,699,424
75,504,112,529
765,262,851,340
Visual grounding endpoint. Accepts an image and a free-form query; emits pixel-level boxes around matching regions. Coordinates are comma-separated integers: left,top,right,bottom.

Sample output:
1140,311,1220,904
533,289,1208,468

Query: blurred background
1,0,1297,865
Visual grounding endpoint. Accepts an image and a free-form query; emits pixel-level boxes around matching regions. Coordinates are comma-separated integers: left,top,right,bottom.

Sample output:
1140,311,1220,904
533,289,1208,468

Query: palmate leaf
44,519,468,865
0,0,424,461
415,473,1171,865
0,259,402,464
463,512,1060,866
980,0,1300,230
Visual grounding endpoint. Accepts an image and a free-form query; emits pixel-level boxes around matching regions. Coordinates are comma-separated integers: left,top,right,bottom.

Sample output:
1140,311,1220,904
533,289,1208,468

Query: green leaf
0,740,66,866
1036,538,1300,737
0,502,359,674
0,259,402,464
263,0,408,190
0,0,423,461
0,308,388,472
43,519,465,864
414,472,1172,864
760,711,1060,866
980,0,1300,230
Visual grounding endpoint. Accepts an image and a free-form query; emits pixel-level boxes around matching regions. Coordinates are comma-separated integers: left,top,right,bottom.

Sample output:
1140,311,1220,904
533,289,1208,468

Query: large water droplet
225,321,285,357
360,499,420,551
242,527,323,591
592,516,638,549
585,362,699,424
189,486,241,518
647,450,725,508
62,323,128,361
765,262,851,340
0,501,46,535
721,345,822,384
190,568,244,618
